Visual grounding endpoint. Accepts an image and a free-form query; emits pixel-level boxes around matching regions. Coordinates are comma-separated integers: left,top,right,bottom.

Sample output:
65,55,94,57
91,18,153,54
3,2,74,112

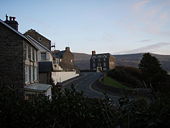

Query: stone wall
0,23,24,90
52,71,79,84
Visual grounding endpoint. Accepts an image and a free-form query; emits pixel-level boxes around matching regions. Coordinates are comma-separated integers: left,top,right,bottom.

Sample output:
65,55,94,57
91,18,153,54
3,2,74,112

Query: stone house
25,30,79,84
25,29,51,50
52,47,79,83
26,35,62,84
0,16,52,98
53,47,76,71
90,51,116,71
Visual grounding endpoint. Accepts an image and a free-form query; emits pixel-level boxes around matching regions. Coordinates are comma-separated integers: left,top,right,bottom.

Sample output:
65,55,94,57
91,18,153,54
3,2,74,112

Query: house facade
26,35,62,84
52,47,79,83
25,31,79,84
53,47,76,71
0,16,52,98
90,51,116,71
25,29,51,50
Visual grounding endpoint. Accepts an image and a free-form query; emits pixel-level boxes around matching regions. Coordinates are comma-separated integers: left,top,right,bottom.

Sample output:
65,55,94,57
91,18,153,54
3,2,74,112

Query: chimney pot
4,16,18,31
6,14,8,21
9,16,12,21
65,47,70,51
92,50,96,55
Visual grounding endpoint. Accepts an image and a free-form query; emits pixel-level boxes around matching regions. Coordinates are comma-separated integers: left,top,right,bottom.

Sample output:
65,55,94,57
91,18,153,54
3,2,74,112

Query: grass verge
101,76,129,89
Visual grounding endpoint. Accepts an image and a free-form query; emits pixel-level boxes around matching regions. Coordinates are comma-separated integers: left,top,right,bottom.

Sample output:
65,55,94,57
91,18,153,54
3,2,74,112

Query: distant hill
73,53,170,72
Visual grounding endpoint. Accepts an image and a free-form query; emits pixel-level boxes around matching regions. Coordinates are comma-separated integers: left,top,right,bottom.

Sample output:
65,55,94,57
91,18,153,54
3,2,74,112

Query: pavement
62,72,121,105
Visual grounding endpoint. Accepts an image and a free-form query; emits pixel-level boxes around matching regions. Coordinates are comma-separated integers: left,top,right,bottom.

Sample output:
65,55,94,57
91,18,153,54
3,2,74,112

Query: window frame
41,52,47,61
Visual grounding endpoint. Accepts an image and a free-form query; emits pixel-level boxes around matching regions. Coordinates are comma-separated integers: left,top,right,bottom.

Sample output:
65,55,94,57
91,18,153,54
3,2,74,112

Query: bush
0,87,119,128
0,86,170,128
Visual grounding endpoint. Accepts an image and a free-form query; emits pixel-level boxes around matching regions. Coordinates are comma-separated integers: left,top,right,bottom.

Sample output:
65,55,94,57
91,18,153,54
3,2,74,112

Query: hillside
73,53,170,72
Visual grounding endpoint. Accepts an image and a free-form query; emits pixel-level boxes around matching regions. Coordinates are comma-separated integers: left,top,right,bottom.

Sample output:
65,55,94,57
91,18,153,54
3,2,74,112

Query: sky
1,0,170,55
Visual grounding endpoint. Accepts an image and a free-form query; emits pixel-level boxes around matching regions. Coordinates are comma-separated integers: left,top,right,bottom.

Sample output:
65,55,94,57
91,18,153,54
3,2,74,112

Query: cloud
131,0,170,36
133,0,150,10
115,42,170,54
138,39,152,42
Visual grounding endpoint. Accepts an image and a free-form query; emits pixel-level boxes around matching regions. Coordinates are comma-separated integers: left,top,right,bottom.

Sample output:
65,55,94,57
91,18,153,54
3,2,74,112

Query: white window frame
30,66,33,82
34,67,38,81
41,52,46,61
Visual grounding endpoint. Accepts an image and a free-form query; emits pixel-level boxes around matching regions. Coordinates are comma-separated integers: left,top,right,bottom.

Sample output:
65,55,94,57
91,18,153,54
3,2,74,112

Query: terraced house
0,16,52,98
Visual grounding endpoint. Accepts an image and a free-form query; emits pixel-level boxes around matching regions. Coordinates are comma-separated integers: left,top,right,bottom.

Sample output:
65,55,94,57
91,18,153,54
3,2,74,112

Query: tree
139,53,167,86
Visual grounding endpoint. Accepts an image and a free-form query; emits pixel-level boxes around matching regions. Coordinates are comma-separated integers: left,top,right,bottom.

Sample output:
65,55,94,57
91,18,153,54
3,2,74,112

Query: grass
101,76,129,89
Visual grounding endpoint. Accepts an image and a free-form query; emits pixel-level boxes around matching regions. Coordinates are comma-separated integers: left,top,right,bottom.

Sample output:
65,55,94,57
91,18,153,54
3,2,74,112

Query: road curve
62,72,104,98
62,72,120,104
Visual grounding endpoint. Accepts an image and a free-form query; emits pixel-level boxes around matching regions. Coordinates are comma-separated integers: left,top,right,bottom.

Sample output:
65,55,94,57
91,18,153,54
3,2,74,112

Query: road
62,72,120,104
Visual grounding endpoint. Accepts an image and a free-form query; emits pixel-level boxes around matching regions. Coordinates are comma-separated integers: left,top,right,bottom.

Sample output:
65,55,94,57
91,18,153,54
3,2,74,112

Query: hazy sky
1,0,170,55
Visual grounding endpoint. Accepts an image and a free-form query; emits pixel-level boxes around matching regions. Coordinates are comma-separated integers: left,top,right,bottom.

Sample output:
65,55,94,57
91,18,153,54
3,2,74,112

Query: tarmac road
62,72,121,104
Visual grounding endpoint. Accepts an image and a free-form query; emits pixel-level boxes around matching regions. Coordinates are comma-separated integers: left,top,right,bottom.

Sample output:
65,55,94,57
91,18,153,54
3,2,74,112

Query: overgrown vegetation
107,53,170,90
0,85,170,128
139,53,169,90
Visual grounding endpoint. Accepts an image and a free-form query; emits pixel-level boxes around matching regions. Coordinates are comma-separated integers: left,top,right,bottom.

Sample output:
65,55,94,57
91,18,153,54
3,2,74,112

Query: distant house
0,16,52,99
52,47,79,83
53,47,76,71
90,51,116,71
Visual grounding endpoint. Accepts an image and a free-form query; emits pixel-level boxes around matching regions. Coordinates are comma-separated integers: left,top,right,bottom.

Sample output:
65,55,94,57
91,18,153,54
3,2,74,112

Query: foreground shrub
0,87,119,128
0,86,170,128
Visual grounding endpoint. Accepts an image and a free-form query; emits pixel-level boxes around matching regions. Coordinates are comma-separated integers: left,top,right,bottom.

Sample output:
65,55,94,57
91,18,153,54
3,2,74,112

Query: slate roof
24,83,52,92
26,35,51,52
53,50,65,58
39,62,53,73
0,19,39,50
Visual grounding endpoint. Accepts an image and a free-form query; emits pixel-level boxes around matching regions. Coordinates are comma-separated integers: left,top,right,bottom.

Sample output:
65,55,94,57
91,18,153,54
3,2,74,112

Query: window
39,37,42,41
30,66,33,82
103,62,106,67
41,53,46,60
25,65,29,83
93,63,95,68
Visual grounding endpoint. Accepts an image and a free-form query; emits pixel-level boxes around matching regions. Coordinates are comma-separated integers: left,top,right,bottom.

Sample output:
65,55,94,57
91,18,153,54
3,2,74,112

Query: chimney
92,50,96,55
4,15,19,31
65,47,70,51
